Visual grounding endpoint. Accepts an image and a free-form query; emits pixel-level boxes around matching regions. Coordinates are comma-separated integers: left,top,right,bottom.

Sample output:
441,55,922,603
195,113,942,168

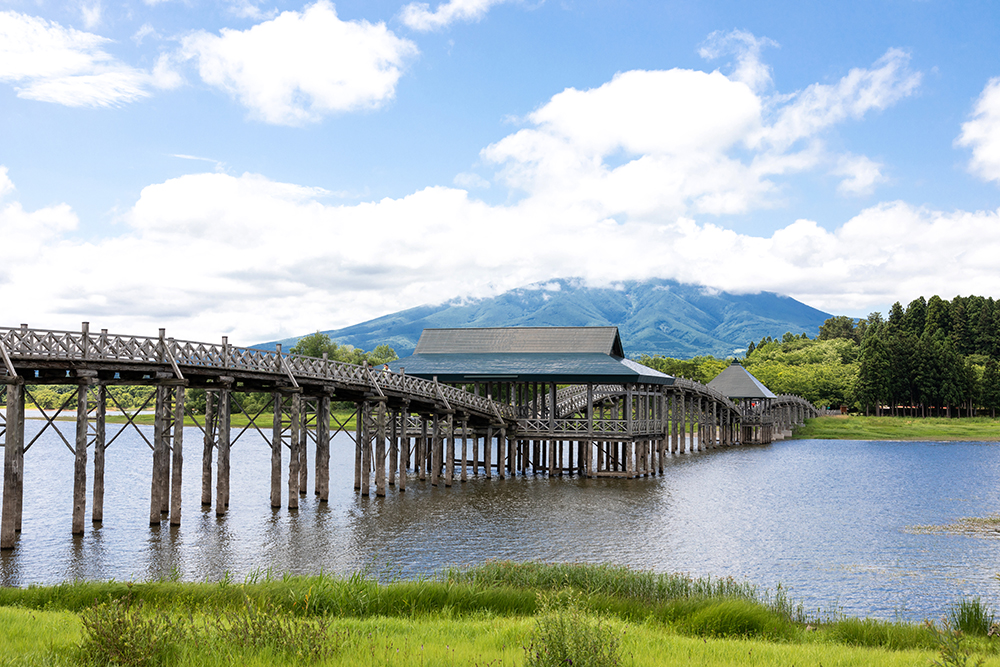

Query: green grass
1,563,999,666
792,415,1000,441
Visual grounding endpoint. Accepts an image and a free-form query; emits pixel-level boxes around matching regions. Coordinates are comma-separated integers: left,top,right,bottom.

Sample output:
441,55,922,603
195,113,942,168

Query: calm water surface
2,419,1000,621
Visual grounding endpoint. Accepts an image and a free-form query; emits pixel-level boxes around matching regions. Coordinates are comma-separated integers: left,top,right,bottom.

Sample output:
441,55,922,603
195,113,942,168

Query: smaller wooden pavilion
707,361,776,443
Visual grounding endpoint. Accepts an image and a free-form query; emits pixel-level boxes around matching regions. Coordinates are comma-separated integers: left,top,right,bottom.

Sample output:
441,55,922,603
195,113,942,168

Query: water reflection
2,422,1000,620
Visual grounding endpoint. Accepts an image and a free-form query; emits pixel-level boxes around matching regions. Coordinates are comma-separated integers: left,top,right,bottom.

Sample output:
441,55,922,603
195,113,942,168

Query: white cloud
399,0,512,31
699,28,778,93
0,10,179,107
132,22,157,45
761,48,921,151
226,0,276,20
79,1,102,29
3,167,1000,343
181,1,418,125
833,153,886,196
957,77,1000,185
480,46,920,222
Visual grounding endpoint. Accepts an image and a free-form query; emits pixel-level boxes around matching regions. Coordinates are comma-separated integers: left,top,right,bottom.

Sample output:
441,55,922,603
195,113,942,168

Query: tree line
850,295,1000,417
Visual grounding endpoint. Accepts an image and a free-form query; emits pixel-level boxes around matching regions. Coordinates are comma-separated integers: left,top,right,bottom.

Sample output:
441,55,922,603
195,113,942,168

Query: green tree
818,315,859,343
368,344,399,366
982,358,1000,418
854,319,890,415
289,331,341,359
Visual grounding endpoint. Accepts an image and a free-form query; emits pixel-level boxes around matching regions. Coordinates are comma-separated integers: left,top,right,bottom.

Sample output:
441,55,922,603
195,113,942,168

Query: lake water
2,419,1000,622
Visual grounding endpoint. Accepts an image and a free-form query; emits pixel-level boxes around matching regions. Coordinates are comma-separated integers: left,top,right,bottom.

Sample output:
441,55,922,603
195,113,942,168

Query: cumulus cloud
79,1,102,29
399,0,513,31
3,167,1000,342
0,10,180,107
833,153,886,196
481,45,917,221
181,1,418,125
957,77,1000,185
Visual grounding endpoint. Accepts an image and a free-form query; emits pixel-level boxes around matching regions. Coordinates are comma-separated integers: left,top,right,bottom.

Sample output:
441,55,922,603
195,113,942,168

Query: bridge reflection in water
0,323,821,550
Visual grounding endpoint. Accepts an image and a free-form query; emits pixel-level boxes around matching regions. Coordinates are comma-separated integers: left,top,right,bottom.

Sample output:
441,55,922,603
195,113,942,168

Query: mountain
262,278,832,359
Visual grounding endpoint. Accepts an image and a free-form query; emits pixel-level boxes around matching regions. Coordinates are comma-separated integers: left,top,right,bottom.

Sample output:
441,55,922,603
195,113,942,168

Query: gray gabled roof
391,327,670,385
415,327,625,357
706,362,776,399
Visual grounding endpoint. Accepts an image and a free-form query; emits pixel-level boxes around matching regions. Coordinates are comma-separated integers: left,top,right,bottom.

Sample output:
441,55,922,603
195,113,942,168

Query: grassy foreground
1,562,997,666
793,415,1000,441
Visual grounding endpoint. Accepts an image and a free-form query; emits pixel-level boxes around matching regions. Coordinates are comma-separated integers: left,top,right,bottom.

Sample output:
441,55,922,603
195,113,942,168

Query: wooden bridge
0,323,822,550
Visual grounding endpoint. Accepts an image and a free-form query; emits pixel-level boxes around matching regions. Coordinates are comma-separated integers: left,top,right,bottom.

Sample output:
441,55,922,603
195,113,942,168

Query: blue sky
3,0,1000,344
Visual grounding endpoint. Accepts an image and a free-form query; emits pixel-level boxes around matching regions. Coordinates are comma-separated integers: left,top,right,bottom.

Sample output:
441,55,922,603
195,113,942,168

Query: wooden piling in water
216,388,231,515
91,385,106,524
170,386,185,526
1,381,24,549
288,393,300,509
202,391,216,507
376,401,386,497
271,392,283,508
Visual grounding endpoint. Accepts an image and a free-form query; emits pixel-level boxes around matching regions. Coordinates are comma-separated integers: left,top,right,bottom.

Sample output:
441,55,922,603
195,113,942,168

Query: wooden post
485,426,493,479
316,394,330,501
72,382,90,533
298,400,308,497
418,416,428,481
91,385,106,523
149,386,167,524
389,408,398,487
431,414,441,487
216,388,231,514
376,401,386,497
471,426,479,477
271,392,282,508
445,414,454,488
460,418,468,482
287,393,300,509
201,390,216,506
498,426,506,479
354,401,363,490
1,382,24,549
168,386,185,526
361,400,372,497
399,404,409,492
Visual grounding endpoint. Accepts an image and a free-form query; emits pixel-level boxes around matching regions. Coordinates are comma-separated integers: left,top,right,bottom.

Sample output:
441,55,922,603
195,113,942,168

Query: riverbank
793,415,1000,441
1,562,997,666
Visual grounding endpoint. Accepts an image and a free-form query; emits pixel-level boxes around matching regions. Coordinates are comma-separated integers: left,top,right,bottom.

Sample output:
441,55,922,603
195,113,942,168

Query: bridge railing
0,326,516,422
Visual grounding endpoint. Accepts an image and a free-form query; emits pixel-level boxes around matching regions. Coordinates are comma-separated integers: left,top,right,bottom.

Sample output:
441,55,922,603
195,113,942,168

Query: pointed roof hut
706,361,776,400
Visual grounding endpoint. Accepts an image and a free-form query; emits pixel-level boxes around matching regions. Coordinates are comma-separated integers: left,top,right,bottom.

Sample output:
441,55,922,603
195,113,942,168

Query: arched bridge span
0,324,821,550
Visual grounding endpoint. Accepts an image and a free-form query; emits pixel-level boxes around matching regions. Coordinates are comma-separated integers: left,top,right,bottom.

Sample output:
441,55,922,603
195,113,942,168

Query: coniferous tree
982,358,1000,418
903,296,927,338
855,318,890,416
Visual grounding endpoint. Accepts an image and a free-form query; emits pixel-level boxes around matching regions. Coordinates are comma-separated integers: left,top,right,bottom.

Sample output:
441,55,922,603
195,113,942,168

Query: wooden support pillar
150,386,169,524
271,392,283,508
298,401,308,497
375,401,387,497
360,400,372,497
485,426,493,479
91,385,106,524
460,418,468,482
169,386,185,526
498,426,506,479
471,425,478,477
431,414,441,487
201,390,216,507
445,414,454,488
419,416,428,481
354,402,363,490
389,408,399,487
316,394,330,501
287,393,301,509
1,381,24,549
216,388,231,514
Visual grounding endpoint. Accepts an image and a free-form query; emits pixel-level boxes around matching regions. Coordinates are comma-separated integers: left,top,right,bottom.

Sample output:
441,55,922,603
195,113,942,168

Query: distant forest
638,294,1000,416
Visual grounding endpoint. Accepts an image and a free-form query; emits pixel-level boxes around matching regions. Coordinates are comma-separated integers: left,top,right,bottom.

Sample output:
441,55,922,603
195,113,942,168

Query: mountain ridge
260,278,832,359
